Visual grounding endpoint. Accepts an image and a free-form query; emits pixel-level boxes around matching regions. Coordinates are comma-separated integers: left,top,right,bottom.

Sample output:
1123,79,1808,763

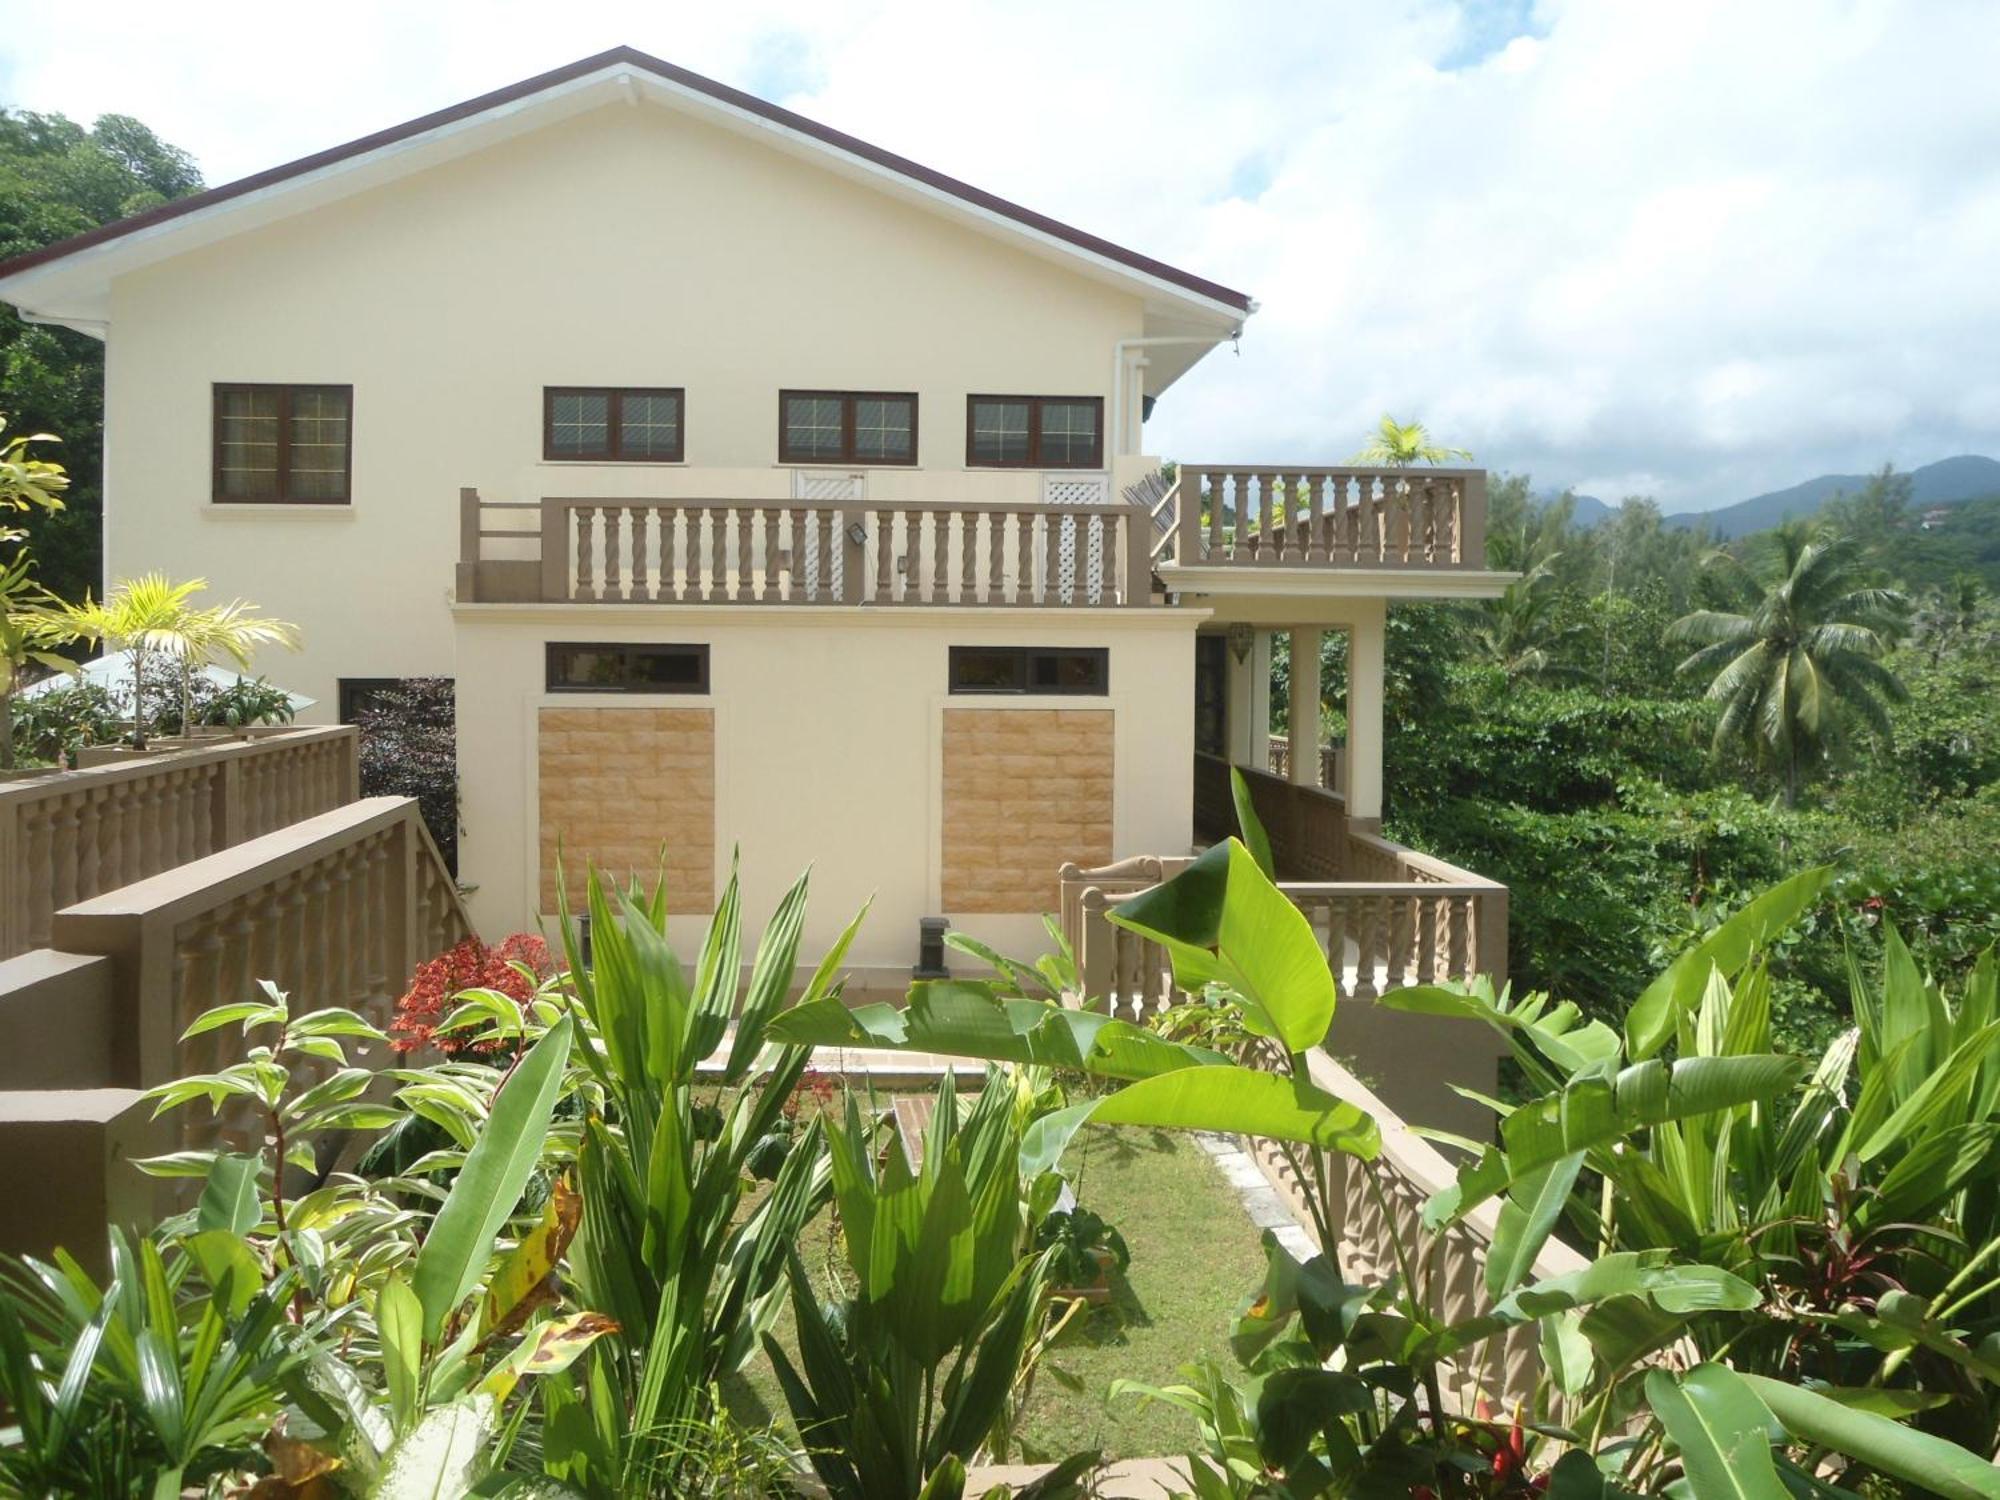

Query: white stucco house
0,47,1514,1003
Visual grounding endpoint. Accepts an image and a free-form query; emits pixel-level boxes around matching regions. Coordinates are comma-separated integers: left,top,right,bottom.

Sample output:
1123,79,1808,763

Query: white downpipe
1110,334,1238,461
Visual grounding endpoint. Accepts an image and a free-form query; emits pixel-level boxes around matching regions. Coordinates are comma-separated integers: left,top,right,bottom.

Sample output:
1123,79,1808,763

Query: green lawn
726,1121,1270,1462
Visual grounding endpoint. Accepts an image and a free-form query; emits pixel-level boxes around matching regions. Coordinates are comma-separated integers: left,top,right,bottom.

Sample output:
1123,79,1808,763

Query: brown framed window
212,384,352,503
966,395,1103,470
543,387,685,462
546,642,709,694
948,646,1108,695
779,390,918,465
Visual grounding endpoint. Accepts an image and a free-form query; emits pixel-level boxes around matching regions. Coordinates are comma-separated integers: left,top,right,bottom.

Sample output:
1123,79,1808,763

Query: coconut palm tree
1467,556,1586,682
1348,415,1472,467
1667,523,1908,806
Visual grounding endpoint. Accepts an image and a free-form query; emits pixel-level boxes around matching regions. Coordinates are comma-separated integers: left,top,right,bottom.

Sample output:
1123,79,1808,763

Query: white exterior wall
100,102,1149,710
453,607,1199,979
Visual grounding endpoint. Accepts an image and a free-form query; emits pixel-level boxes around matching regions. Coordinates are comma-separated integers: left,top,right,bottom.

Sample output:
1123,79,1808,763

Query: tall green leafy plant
534,859,867,1497
765,1071,1061,1500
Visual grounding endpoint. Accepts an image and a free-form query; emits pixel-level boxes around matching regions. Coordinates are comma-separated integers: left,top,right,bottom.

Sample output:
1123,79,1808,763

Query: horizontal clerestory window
544,387,685,462
212,384,352,503
948,646,1109,695
779,390,918,466
546,642,710,694
965,395,1103,470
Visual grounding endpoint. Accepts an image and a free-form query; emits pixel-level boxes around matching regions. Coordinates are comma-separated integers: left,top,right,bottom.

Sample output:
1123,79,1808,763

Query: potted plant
1033,1204,1130,1305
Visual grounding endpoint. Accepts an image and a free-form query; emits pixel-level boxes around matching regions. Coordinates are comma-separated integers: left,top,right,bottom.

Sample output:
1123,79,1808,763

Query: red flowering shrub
389,932,555,1055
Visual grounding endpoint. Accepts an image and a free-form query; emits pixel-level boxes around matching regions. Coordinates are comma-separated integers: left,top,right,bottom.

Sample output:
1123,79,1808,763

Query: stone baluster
672,509,694,602
961,512,981,604
75,789,103,902
756,507,778,602
51,800,83,912
573,506,597,600
1015,513,1035,604
866,508,887,603
987,514,1006,603
930,513,949,603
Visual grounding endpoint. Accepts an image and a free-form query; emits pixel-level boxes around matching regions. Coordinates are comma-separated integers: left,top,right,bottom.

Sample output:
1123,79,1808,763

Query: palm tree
168,599,300,737
1349,416,1472,467
43,574,206,747
1467,556,1585,682
44,576,298,747
1912,573,1988,664
1667,524,1908,806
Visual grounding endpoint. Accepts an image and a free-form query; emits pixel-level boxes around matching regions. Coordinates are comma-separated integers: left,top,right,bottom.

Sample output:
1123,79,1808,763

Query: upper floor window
213,384,352,503
966,395,1103,470
780,390,917,466
544,387,685,462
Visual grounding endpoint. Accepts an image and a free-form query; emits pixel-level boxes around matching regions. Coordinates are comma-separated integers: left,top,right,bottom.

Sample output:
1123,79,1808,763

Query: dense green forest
1360,470,2000,1047
0,108,203,601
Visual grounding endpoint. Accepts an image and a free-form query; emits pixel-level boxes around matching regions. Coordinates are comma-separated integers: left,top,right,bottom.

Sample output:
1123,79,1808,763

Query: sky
3,0,1997,512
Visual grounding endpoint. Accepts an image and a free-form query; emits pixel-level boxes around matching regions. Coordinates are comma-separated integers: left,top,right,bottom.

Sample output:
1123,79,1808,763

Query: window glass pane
950,646,1105,694
619,391,681,459
549,391,611,458
1037,400,1099,467
546,643,707,693
287,386,349,499
852,397,913,463
216,388,280,499
969,399,1032,464
784,395,846,461
948,647,1026,693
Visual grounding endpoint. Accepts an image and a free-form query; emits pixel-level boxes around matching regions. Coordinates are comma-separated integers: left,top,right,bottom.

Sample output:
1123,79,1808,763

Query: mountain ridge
1555,455,2000,539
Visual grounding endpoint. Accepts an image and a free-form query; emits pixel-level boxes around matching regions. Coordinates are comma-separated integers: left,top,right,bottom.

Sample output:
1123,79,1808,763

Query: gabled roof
0,46,1254,343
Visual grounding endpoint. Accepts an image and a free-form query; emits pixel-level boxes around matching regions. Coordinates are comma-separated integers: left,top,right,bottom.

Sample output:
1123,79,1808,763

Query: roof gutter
1112,330,1245,460
20,309,108,341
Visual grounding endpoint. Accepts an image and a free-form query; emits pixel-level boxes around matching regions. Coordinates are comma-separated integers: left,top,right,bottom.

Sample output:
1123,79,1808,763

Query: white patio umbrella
19,656,315,711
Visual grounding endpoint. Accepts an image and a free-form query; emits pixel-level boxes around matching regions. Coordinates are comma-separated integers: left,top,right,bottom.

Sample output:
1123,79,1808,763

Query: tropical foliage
1,832,1997,1497
1668,524,1908,804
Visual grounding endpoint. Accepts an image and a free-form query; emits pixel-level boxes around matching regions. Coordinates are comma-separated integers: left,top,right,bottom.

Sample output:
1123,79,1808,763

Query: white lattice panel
1042,473,1109,505
1043,473,1109,603
791,470,866,502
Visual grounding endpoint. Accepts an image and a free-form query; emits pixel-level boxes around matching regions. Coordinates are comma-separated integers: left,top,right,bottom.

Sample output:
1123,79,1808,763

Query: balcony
453,465,1496,608
455,491,1156,607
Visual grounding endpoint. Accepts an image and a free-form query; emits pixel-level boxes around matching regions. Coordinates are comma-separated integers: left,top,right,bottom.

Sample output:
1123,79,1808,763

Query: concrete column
1348,602,1385,824
1287,628,1321,787
1225,629,1272,767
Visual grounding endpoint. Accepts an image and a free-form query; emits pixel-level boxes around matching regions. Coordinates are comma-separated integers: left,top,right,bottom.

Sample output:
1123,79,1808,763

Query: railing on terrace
39,797,472,1146
1155,465,1488,571
1266,732,1343,787
456,489,1157,607
0,794,473,1239
0,726,360,960
1242,1046,1586,1411
1053,850,1546,1412
1073,753,1507,1010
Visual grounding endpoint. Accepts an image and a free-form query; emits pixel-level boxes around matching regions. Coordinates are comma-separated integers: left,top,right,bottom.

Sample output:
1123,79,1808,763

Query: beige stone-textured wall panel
537,708,713,913
941,709,1113,913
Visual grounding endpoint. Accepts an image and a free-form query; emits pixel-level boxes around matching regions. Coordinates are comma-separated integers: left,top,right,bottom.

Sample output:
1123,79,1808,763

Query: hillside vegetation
1357,465,1999,1047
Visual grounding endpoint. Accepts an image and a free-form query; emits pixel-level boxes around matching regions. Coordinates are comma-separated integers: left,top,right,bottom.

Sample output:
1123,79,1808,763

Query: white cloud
3,0,1997,510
